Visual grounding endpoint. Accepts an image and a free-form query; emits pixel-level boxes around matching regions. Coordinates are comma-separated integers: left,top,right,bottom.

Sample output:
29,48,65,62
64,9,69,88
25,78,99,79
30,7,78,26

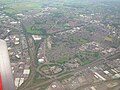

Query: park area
3,1,41,14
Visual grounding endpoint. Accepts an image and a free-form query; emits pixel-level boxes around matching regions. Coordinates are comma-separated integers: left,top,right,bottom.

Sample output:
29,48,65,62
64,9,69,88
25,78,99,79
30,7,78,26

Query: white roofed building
32,35,42,41
23,69,30,75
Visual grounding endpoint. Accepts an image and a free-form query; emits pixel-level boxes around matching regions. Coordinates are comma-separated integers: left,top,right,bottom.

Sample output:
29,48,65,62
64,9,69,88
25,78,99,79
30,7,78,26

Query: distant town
0,0,120,90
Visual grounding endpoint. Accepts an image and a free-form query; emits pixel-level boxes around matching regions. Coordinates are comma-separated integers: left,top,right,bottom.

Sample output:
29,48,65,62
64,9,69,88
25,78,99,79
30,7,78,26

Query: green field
4,2,41,14
56,55,70,64
0,0,14,3
74,51,101,65
32,73,49,84
26,26,47,35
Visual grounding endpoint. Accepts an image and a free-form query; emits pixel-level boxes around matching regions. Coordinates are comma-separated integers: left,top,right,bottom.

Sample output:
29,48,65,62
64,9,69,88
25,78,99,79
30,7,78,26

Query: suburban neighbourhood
0,0,120,90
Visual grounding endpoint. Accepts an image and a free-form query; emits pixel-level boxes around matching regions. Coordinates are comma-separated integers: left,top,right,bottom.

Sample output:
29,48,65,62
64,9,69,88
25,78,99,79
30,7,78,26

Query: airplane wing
0,39,16,90
0,74,2,90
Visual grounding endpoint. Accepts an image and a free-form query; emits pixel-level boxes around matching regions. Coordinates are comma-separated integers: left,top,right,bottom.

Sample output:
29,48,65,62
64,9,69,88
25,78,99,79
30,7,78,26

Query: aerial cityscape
0,0,120,90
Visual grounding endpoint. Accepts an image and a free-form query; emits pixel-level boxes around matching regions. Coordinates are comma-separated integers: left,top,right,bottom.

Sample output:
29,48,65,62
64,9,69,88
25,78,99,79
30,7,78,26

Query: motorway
17,21,36,90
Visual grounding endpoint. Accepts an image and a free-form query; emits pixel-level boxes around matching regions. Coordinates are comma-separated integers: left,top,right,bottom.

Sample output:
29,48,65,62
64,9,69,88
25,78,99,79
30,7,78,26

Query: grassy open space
0,0,14,3
56,55,70,64
4,2,41,14
74,51,101,65
33,73,49,84
26,27,47,35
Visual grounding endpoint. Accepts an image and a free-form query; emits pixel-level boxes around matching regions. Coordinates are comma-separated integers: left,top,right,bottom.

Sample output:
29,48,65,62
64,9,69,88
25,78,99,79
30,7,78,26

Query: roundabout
37,63,65,78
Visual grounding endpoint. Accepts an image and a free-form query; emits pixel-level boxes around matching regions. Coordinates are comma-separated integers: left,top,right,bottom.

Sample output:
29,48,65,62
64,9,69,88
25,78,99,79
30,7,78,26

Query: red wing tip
0,74,2,90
